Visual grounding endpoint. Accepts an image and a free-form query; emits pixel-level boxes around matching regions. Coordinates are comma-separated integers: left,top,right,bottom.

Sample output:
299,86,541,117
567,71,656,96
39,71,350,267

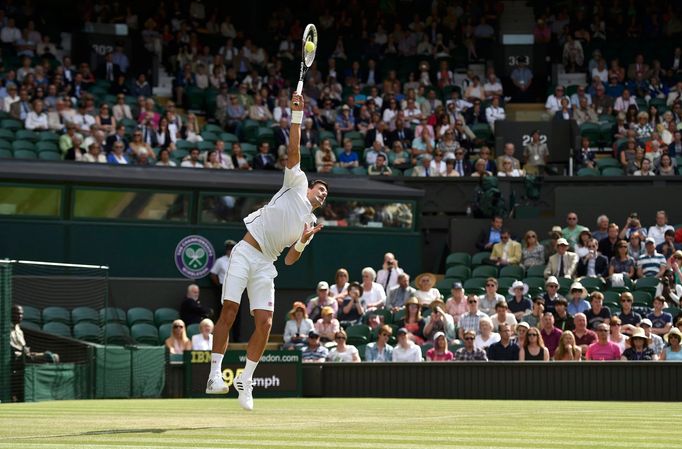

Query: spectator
496,143,521,171
507,280,531,321
490,300,518,329
609,240,636,280
474,316,501,351
545,85,568,115
337,282,366,326
165,319,192,355
364,325,394,362
486,323,520,360
647,296,673,337
637,237,667,278
423,302,456,342
376,253,403,293
639,318,665,355
455,330,488,361
621,327,657,361
554,98,574,121
180,284,211,325
567,282,590,316
585,292,611,330
553,330,582,361
386,273,415,312
230,143,252,171
10,88,32,121
471,158,492,177
522,130,549,175
614,89,637,114
521,230,545,269
252,142,276,170
360,267,386,311
544,238,578,279
326,329,360,362
571,85,593,108
572,313,597,354
659,328,682,361
65,136,86,161
10,305,59,364
647,211,674,246
479,277,505,316
392,327,422,362
301,331,328,362
445,282,467,325
475,216,504,251
489,229,522,266
82,143,106,163
578,238,609,279
459,295,488,339
191,318,214,350
368,153,392,176
485,96,505,132
329,268,350,301
608,316,627,355
585,323,623,360
509,56,533,100
315,139,336,173
282,302,314,350
451,148,472,176
514,321,530,347
337,138,359,169
24,99,47,130
539,312,563,358
553,297,575,332
618,292,642,328
107,141,130,165
592,215,610,242
411,272,439,306
656,269,682,307
563,212,589,247
395,297,425,345
307,281,338,322
542,276,565,314
314,306,341,343
519,326,549,361
574,136,595,169
522,297,546,329
426,331,454,361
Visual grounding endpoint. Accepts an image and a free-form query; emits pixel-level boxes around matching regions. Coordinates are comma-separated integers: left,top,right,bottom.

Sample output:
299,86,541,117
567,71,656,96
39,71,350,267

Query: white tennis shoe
205,373,229,394
233,374,254,411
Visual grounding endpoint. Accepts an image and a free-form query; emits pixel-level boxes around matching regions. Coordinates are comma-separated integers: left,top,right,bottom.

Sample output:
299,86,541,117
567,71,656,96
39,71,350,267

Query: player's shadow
79,426,218,436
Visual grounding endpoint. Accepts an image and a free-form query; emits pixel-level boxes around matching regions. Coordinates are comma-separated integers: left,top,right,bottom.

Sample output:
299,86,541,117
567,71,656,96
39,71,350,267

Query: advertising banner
184,350,301,398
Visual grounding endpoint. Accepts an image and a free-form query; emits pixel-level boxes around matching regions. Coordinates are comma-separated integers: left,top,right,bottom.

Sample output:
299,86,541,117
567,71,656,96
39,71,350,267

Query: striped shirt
636,252,666,277
459,311,488,335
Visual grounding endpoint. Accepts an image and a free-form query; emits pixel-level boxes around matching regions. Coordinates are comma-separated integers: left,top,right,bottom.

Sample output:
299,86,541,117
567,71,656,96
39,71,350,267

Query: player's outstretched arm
286,93,304,169
285,222,324,265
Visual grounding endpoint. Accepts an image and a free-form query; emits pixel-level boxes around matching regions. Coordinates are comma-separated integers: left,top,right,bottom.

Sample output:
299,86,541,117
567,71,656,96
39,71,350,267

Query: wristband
291,110,304,124
294,239,307,252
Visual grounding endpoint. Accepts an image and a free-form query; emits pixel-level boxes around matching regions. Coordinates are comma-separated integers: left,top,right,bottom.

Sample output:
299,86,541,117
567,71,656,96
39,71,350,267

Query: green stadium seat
557,277,573,295
356,343,367,361
635,277,659,292
42,322,72,338
331,166,350,174
472,265,498,279
242,124,260,144
202,124,223,134
240,142,257,155
463,278,486,294
220,132,238,144
580,123,601,145
577,167,600,176
471,123,492,142
603,291,622,303
0,148,12,158
346,324,371,345
131,323,160,345
471,252,491,267
445,252,471,268
171,149,189,163
38,151,61,161
100,307,126,324
154,308,179,326
436,278,455,293
0,129,14,140
20,320,40,331
580,277,605,292
42,306,71,325
524,277,546,295
13,149,37,160
499,265,525,279
596,158,621,171
71,307,99,324
200,131,219,142
12,140,35,151
176,140,194,150
103,323,131,345
445,265,471,281
198,141,214,151
392,308,406,323
632,290,653,306
420,342,433,359
20,305,41,325
256,127,275,147
351,167,368,175
497,277,518,293
15,130,38,141
1,119,22,130
72,320,102,343
601,167,625,176
35,141,59,153
0,138,11,150
664,307,681,317
158,323,173,342
187,323,201,338
526,265,546,278
127,307,155,327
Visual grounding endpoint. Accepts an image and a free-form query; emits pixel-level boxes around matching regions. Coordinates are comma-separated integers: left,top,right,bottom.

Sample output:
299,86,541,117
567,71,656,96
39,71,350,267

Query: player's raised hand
300,222,324,243
291,93,304,111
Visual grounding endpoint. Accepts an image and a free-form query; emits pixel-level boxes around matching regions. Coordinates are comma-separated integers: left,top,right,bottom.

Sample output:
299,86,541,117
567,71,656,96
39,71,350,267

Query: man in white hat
567,281,590,315
507,280,532,321
542,276,565,314
637,237,667,278
306,281,338,322
638,318,665,355
544,238,578,279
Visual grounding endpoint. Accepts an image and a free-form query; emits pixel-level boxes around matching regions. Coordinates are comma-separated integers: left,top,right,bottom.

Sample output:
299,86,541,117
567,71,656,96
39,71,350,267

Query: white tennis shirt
244,164,316,261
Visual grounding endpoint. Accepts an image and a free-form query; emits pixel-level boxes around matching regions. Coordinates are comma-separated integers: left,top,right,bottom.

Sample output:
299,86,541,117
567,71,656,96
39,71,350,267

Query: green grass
1,398,680,448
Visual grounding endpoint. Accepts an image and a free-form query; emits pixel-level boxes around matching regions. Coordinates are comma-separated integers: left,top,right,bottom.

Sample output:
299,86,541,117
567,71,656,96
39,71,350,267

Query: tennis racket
293,23,318,106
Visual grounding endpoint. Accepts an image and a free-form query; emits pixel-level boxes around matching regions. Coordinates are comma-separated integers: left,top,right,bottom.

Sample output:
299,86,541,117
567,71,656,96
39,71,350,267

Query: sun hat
415,272,437,289
288,301,307,319
664,328,682,343
569,282,588,298
321,306,334,317
508,280,529,296
545,276,559,287
629,327,651,344
556,238,569,246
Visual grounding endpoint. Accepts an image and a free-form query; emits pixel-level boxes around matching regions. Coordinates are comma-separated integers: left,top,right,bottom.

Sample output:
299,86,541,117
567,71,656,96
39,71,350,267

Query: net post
0,261,11,403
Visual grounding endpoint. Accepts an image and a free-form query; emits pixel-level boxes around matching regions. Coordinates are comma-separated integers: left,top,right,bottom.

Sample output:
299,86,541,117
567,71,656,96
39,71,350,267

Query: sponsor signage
185,350,302,398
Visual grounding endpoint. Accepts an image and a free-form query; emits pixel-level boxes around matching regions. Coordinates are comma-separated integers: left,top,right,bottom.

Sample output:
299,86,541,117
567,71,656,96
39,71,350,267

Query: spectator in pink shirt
445,282,467,325
585,323,622,360
426,332,454,361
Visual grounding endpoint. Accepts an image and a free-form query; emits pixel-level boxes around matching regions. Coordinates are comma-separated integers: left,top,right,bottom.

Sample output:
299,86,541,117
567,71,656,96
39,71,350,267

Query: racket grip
295,80,303,95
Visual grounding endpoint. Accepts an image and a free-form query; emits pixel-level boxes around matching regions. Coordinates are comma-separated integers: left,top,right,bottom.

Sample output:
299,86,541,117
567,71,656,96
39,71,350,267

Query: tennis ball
305,41,315,53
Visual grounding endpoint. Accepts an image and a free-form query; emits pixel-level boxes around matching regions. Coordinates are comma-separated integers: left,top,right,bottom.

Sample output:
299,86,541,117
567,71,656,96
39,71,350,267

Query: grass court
1,398,679,448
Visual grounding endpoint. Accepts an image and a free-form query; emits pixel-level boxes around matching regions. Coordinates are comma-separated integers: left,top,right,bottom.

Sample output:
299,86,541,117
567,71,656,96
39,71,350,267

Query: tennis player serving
206,92,327,411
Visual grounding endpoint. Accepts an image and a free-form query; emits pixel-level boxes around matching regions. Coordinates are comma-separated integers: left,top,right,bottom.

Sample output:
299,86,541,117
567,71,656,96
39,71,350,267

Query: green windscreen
0,186,61,217
73,189,189,222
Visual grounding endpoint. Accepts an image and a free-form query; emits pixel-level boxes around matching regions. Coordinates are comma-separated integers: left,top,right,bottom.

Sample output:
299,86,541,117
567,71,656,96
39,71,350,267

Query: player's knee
255,314,272,334
218,302,238,326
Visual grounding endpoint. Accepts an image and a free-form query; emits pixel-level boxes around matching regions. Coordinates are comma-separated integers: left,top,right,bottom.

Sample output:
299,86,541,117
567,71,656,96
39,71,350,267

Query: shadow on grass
9,426,220,440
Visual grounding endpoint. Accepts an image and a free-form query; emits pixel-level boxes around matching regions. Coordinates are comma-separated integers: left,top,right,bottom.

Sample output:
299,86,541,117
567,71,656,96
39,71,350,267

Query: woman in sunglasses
326,329,360,363
519,327,550,361
165,319,192,354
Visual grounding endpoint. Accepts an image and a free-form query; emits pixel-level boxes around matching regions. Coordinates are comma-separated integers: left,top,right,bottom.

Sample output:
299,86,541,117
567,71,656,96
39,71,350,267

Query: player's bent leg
206,301,240,395
234,309,273,411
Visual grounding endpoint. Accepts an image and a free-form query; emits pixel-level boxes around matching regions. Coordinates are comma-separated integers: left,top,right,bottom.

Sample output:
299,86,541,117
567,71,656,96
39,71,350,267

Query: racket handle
295,80,303,95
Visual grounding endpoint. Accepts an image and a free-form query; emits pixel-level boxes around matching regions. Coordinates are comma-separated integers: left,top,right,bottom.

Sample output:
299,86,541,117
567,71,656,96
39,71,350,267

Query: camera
630,213,638,219
662,278,670,286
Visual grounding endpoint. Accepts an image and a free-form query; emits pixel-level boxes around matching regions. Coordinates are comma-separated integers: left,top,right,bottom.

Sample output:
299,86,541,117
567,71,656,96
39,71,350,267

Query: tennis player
206,92,328,411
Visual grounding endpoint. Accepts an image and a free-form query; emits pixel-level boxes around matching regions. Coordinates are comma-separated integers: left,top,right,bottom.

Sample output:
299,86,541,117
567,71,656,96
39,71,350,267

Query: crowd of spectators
283,226,682,361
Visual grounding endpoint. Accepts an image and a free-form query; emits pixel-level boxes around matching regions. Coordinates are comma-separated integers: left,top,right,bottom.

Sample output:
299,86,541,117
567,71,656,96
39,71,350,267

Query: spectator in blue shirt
567,281,590,316
647,296,673,337
301,331,329,362
364,325,394,362
475,216,503,251
337,138,359,169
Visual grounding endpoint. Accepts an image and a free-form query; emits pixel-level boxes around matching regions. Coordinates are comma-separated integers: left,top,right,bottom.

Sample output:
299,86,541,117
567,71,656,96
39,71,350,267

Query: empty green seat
201,131,219,142
220,132,238,143
103,323,131,345
472,265,498,279
1,119,22,130
158,323,173,342
73,321,102,343
0,129,14,140
445,265,471,281
42,322,72,338
526,265,546,278
131,323,159,345
577,167,600,176
72,307,99,324
187,323,201,338
15,130,38,141
21,321,40,331
100,307,126,323
499,265,525,279
38,132,59,142
42,306,71,325
632,290,653,306
471,252,491,267
351,167,367,175
446,252,471,268
127,307,154,326
38,151,61,160
463,278,486,294
154,308,179,326
13,149,36,159
202,124,223,134
601,167,625,176
580,277,605,292
497,277,518,292
20,305,41,325
36,141,58,152
346,324,371,345
0,148,12,158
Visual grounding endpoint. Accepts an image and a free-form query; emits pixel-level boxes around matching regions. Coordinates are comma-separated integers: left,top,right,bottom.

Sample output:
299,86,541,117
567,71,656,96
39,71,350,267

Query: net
5,260,109,402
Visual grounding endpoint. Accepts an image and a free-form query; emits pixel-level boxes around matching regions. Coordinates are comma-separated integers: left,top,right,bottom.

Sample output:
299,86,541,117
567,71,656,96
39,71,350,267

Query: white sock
210,353,224,377
241,358,259,381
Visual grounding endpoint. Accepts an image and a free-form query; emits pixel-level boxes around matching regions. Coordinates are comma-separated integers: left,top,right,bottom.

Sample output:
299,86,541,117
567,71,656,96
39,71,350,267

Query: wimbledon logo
175,235,215,279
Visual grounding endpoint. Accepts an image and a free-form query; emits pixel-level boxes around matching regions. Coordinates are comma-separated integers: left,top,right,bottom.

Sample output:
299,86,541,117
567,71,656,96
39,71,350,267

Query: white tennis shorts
221,240,278,313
